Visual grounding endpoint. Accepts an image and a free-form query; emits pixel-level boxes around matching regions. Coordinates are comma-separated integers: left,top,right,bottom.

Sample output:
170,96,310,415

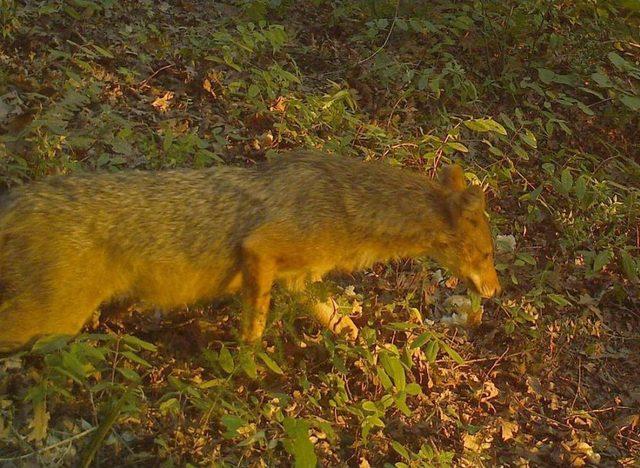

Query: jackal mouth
464,275,500,298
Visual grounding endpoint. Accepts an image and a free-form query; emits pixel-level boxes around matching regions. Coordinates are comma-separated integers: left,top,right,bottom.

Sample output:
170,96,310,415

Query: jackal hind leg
0,293,101,353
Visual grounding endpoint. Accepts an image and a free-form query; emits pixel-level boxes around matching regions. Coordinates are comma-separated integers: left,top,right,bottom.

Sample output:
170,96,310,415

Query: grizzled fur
0,151,500,352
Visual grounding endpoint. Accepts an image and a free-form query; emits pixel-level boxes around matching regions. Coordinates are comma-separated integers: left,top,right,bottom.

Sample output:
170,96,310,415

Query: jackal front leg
240,236,277,344
310,297,359,341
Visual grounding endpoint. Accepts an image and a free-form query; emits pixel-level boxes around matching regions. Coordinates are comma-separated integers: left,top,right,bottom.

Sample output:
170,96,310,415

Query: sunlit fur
0,151,500,351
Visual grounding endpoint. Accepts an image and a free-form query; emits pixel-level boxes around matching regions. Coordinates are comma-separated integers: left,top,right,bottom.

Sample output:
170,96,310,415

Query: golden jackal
0,151,500,352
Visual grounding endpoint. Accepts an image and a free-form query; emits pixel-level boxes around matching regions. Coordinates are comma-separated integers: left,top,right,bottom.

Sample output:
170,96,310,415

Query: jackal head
433,165,501,298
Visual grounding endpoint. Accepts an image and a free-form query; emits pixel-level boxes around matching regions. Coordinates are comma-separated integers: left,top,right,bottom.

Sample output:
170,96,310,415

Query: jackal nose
479,281,501,298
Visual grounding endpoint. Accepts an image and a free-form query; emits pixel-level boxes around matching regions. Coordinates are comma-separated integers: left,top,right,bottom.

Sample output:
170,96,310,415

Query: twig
570,356,582,410
0,428,97,462
138,64,174,87
485,346,510,378
356,0,400,65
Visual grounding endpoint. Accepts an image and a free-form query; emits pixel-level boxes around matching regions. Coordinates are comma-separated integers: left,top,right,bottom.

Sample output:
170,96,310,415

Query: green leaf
593,250,613,273
218,345,235,374
257,351,284,375
620,250,639,283
93,44,114,58
121,335,157,352
239,350,258,379
559,169,573,194
283,418,317,468
405,382,422,396
537,68,556,84
620,94,640,111
464,118,507,136
410,332,433,349
446,141,469,153
424,340,439,363
31,334,71,354
576,101,595,116
116,367,141,383
608,52,635,72
362,401,378,412
591,71,613,88
519,129,537,149
394,392,412,416
377,366,393,391
440,341,465,365
574,175,587,201
548,294,571,307
247,84,261,98
380,353,406,391
221,415,246,439
392,440,411,460
120,351,152,368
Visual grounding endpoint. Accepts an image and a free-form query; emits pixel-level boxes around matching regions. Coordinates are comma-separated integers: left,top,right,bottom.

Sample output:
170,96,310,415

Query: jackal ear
446,185,486,224
440,164,467,192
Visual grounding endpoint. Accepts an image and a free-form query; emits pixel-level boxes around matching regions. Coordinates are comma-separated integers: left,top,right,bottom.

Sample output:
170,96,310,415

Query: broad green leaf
537,68,556,84
410,332,433,349
608,52,634,72
219,345,235,374
221,415,246,439
464,118,507,136
380,353,406,391
239,350,257,379
392,440,411,460
574,175,587,201
593,250,613,272
440,341,464,365
548,294,571,307
620,251,639,282
405,383,422,396
376,366,393,391
93,44,114,58
446,141,469,153
362,401,378,412
116,367,141,383
425,340,439,363
520,129,537,149
31,334,71,354
394,393,412,416
120,351,152,368
121,335,157,352
283,418,317,468
591,71,613,88
559,169,573,193
620,94,640,111
257,351,284,375
576,101,595,116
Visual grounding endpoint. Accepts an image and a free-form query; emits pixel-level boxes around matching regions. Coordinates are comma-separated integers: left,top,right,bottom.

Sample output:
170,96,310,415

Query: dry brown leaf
152,91,174,112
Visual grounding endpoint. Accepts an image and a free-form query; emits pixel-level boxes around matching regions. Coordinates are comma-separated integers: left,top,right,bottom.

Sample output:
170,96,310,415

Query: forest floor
0,1,639,466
